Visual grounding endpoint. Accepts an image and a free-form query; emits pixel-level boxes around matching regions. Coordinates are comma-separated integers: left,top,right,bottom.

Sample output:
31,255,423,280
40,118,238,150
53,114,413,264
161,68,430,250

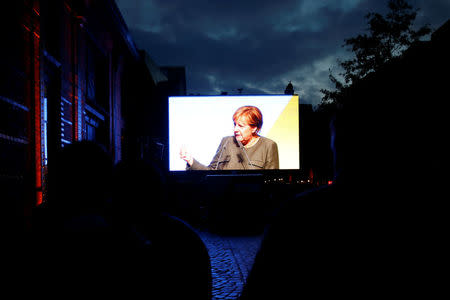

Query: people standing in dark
237,103,414,299
30,141,114,236
26,140,115,297
112,158,213,299
238,109,349,299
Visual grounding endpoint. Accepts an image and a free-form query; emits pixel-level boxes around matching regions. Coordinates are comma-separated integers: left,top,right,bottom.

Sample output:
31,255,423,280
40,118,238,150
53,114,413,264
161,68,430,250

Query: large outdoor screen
169,94,300,171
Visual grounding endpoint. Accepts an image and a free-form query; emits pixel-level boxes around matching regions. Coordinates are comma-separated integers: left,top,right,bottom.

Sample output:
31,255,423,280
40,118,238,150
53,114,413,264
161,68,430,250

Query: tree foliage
320,0,431,106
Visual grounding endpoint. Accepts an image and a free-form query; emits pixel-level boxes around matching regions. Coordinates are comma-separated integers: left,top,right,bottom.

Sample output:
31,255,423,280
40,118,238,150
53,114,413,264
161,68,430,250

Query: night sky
115,0,449,107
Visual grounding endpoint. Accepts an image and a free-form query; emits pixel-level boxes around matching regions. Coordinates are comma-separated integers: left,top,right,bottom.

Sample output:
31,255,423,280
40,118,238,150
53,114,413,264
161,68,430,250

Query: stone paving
196,230,264,300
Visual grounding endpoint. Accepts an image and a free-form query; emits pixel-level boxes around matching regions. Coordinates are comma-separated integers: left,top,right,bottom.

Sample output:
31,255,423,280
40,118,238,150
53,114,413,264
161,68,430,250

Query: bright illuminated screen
169,95,300,171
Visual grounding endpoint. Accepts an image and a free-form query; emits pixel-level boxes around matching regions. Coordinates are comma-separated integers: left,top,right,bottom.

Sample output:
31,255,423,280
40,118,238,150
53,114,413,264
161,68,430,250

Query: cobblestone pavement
196,230,264,300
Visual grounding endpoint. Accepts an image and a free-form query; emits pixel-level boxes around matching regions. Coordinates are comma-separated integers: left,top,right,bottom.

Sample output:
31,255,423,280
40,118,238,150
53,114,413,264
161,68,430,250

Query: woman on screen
180,105,279,170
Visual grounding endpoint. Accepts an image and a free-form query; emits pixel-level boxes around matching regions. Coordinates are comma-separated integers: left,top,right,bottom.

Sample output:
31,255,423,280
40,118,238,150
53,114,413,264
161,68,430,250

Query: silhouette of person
26,141,115,298
112,158,212,299
238,104,414,299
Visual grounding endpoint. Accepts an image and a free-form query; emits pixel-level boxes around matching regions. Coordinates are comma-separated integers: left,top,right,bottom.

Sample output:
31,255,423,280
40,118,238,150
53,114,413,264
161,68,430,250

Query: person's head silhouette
48,141,113,217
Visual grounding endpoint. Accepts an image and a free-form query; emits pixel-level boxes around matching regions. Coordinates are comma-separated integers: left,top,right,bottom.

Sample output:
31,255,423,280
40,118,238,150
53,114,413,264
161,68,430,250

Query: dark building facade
284,81,294,95
159,66,187,96
1,0,164,228
122,57,187,168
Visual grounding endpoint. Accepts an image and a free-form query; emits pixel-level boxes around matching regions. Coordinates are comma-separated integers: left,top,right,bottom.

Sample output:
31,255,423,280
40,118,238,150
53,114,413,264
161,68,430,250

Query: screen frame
167,94,302,176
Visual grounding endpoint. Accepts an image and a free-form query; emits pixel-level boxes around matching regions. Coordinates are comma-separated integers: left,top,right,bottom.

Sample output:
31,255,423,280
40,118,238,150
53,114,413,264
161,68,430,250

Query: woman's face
234,117,257,145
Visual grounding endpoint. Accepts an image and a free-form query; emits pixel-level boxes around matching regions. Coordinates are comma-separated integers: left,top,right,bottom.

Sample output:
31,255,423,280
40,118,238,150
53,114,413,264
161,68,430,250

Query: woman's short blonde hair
233,106,263,133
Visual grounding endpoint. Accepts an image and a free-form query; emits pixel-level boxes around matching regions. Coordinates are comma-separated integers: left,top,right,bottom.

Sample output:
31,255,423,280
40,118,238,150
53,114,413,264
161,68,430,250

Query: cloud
414,0,450,29
116,0,448,106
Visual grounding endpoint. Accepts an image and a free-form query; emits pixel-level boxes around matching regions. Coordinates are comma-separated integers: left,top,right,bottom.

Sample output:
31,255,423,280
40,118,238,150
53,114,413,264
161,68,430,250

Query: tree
320,0,431,105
